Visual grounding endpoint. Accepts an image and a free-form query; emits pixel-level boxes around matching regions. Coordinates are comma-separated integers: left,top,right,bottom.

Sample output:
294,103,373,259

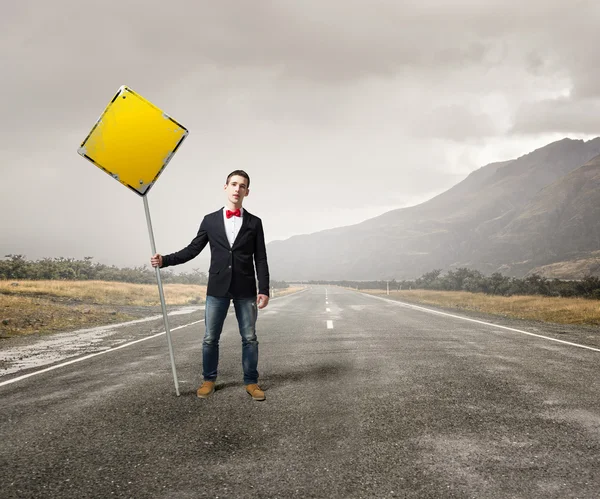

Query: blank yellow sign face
78,86,188,196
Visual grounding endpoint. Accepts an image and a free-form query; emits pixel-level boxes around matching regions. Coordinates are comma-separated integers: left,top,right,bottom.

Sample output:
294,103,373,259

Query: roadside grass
0,281,302,337
0,280,207,337
0,280,206,306
272,286,304,298
360,289,600,326
0,294,134,337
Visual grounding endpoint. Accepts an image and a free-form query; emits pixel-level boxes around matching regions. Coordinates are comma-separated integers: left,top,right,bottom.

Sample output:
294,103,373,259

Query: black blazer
161,208,270,299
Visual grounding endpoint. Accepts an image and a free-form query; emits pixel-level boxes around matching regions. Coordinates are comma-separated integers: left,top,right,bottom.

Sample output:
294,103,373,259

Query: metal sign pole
143,194,180,396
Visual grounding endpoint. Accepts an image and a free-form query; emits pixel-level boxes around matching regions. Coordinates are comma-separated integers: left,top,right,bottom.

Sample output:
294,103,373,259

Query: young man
150,170,270,401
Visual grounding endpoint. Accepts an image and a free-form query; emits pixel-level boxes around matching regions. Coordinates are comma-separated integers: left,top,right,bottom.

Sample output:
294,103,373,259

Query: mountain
525,251,600,279
498,154,600,277
267,138,600,280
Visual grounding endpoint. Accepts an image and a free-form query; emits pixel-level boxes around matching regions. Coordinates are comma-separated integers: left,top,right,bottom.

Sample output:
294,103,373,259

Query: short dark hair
226,170,250,188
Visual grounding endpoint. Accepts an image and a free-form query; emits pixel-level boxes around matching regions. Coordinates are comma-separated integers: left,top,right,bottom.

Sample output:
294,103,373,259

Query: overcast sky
2,0,599,274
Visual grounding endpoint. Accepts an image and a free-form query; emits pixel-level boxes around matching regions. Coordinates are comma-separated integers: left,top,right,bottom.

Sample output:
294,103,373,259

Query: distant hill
267,137,600,280
501,155,600,277
526,251,600,279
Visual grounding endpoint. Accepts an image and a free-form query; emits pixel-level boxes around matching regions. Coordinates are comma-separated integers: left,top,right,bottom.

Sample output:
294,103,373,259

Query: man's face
224,175,249,206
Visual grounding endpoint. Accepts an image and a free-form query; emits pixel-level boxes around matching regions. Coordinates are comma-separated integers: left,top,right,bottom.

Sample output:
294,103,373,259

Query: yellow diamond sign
78,85,188,196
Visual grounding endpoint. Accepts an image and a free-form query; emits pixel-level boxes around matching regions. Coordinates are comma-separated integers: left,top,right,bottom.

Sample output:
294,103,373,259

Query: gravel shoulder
0,304,204,379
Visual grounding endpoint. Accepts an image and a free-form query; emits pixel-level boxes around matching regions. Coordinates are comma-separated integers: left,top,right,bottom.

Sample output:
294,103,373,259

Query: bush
308,269,600,300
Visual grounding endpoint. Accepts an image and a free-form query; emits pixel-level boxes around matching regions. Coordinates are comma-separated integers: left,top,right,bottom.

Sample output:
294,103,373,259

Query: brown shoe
197,381,215,399
245,384,266,401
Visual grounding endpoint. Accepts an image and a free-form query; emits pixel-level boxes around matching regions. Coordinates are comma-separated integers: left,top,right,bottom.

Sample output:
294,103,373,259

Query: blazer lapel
215,209,230,247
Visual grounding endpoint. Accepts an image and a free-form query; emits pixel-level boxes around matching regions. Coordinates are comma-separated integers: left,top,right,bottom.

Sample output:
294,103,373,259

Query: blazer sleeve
161,217,209,268
254,218,270,296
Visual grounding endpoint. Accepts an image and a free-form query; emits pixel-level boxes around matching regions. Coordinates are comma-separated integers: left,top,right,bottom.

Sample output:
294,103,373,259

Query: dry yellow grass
0,280,207,337
360,289,600,325
0,280,206,306
0,294,132,336
0,280,302,337
272,286,304,298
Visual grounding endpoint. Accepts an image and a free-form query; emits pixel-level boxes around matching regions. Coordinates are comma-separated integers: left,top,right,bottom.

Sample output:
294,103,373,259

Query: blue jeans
203,295,259,385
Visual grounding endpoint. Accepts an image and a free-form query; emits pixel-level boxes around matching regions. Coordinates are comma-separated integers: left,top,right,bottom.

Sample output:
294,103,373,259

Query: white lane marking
326,308,331,312
327,320,333,329
0,320,205,388
363,293,600,353
326,301,329,305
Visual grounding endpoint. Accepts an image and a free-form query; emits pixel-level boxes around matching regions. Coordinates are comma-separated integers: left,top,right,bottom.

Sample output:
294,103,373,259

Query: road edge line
361,292,600,353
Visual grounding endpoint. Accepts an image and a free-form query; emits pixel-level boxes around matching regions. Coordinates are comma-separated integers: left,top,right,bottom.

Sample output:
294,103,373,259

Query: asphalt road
1,286,599,499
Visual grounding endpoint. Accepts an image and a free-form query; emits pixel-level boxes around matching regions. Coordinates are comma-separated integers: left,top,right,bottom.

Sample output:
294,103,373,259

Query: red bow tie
226,209,241,219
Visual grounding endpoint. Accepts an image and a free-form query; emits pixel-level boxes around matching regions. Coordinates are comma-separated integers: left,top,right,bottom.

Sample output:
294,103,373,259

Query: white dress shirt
223,206,244,247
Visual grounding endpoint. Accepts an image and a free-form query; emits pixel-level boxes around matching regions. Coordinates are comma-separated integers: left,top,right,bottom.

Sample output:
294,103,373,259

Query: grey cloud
512,97,600,136
412,105,498,141
1,0,594,141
